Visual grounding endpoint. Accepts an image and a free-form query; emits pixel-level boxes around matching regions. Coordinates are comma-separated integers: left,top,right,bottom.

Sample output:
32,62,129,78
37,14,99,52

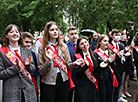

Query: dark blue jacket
66,41,76,82
66,41,76,61
31,51,39,81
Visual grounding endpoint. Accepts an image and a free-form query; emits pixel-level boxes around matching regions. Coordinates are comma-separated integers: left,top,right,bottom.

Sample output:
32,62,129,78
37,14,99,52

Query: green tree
0,0,138,37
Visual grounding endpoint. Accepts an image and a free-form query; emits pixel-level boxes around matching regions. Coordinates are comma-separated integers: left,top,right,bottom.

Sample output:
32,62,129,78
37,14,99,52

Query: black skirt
75,81,99,102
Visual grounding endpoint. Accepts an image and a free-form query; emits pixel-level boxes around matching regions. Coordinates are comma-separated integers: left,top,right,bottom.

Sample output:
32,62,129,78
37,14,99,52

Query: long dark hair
2,24,21,47
76,36,96,61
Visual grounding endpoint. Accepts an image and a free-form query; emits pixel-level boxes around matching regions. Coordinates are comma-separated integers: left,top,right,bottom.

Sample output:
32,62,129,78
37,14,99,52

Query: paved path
126,80,138,102
0,80,137,102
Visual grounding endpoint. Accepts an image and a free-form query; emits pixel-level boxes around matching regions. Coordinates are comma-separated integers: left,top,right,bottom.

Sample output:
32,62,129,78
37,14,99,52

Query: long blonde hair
96,34,111,55
96,34,108,49
42,21,68,63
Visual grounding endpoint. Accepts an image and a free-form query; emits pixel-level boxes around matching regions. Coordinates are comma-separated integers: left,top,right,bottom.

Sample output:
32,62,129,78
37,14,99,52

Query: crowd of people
0,21,138,102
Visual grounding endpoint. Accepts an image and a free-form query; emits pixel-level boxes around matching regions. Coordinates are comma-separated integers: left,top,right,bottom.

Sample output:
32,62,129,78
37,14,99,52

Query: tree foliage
0,0,138,37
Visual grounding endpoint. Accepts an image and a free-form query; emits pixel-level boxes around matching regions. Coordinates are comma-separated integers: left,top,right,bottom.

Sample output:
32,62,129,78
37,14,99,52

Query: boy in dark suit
66,26,78,102
110,29,127,102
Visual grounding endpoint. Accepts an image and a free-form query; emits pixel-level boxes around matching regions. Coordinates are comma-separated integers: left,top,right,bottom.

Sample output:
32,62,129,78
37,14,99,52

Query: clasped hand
74,58,87,67
16,56,32,69
108,54,116,63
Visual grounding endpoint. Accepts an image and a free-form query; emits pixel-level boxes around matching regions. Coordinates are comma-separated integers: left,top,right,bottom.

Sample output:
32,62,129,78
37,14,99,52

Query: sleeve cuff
105,60,110,64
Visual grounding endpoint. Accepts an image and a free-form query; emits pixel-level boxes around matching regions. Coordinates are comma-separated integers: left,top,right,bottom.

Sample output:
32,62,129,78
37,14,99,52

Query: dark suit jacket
31,51,39,81
110,42,125,76
66,41,76,62
66,41,76,82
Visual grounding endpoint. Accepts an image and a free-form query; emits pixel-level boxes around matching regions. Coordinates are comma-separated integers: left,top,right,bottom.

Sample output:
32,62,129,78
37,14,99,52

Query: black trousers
113,74,123,102
40,73,69,102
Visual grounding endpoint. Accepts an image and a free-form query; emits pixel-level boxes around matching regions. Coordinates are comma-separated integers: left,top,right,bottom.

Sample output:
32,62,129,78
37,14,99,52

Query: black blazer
110,42,125,76
93,52,114,81
73,52,98,86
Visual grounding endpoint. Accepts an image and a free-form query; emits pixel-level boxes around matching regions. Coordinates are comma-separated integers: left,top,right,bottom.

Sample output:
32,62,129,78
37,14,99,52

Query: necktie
116,44,119,50
53,45,58,67
15,50,39,94
103,52,109,61
103,52,108,58
74,44,76,52
14,50,19,56
86,54,93,72
53,45,58,54
14,50,24,64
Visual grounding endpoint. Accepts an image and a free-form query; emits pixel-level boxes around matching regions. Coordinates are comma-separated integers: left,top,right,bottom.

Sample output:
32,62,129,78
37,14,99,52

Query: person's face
49,24,59,40
99,36,109,49
121,35,127,41
93,34,98,41
112,33,118,38
113,32,121,42
60,35,65,42
22,37,32,49
113,32,121,37
68,29,78,43
6,26,20,43
79,39,89,53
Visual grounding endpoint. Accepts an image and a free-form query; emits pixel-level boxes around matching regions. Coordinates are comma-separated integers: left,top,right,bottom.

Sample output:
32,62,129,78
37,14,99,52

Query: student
110,29,127,102
66,26,78,102
74,36,99,102
21,32,39,81
123,45,133,98
21,32,40,101
38,21,83,102
94,34,117,102
90,32,99,51
59,33,66,43
119,25,134,99
67,26,78,60
0,24,37,102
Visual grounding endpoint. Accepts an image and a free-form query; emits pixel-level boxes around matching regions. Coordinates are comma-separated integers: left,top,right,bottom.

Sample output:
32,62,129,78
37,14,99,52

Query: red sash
46,47,75,90
74,53,98,90
134,46,138,53
0,47,39,94
109,44,120,56
94,49,118,87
